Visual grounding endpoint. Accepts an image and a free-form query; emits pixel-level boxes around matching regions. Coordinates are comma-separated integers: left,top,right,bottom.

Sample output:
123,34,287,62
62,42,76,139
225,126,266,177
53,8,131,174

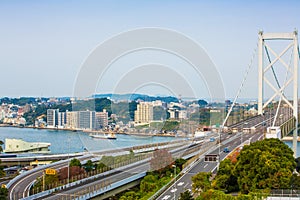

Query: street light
242,122,248,145
172,164,176,200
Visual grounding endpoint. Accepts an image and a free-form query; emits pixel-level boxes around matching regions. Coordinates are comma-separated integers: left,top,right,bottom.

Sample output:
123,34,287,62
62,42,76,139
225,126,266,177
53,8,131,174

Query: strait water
0,127,180,155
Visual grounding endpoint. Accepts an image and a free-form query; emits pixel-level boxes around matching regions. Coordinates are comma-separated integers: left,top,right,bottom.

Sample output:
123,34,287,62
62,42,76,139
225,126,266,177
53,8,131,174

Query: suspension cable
264,46,282,89
272,48,293,127
222,42,258,128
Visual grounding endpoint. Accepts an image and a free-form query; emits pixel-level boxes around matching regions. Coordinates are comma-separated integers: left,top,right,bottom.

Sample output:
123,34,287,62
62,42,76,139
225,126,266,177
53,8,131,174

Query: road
8,156,93,200
8,126,265,199
33,137,218,199
8,140,191,200
157,132,264,200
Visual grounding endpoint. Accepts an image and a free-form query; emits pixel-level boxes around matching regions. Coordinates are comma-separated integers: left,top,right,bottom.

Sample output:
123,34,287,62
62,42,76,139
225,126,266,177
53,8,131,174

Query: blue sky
0,0,299,100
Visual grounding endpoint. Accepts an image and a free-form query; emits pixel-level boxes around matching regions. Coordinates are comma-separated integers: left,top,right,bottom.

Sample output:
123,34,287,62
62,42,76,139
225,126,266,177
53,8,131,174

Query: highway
156,132,264,200
8,118,270,200
30,133,234,199
38,160,151,200
7,140,189,199
29,138,216,200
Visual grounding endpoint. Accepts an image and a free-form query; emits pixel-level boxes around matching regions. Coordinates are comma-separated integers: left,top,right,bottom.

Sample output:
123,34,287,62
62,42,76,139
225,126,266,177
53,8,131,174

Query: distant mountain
92,93,178,103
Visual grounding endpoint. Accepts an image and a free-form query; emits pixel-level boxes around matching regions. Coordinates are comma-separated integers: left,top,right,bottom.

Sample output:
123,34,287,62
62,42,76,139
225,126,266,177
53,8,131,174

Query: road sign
204,154,219,162
45,168,56,175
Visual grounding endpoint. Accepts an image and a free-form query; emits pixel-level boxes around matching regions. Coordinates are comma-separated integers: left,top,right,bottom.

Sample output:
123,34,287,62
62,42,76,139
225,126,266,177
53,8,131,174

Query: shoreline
0,124,181,137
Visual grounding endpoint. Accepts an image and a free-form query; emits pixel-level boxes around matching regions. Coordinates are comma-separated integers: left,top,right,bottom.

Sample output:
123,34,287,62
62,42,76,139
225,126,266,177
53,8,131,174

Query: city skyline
0,1,300,99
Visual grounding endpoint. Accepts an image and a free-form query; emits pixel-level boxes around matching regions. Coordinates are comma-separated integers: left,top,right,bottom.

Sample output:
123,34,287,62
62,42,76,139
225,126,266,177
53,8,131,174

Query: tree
0,140,3,153
234,139,296,194
0,187,8,200
290,174,300,189
140,174,157,193
69,158,81,167
192,172,212,195
119,191,139,200
175,158,187,170
179,190,194,200
212,159,238,193
150,149,173,171
83,160,94,172
196,189,235,200
198,99,208,107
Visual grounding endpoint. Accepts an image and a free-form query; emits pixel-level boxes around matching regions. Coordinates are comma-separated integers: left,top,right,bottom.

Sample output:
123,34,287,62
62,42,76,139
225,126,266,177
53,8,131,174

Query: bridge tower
258,31,299,157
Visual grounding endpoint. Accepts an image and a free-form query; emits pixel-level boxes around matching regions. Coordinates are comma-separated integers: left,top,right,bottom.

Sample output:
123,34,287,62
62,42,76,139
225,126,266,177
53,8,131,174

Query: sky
0,0,300,100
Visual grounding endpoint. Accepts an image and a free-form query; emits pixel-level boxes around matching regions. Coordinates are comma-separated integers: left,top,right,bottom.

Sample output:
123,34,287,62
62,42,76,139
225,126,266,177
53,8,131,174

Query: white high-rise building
57,112,66,128
66,111,78,129
47,109,59,128
96,109,108,128
134,102,153,124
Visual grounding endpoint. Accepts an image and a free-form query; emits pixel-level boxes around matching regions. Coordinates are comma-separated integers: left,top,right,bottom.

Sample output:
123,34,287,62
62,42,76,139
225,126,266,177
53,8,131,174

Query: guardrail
73,172,147,200
7,154,91,189
20,158,150,200
149,133,243,199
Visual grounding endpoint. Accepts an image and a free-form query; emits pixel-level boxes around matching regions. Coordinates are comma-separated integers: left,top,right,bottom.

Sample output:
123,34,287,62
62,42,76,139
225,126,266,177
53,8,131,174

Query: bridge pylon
257,31,299,157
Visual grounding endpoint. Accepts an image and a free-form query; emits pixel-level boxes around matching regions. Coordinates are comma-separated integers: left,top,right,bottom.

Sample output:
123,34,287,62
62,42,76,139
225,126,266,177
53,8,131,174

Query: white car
171,188,178,193
177,182,184,186
162,195,171,200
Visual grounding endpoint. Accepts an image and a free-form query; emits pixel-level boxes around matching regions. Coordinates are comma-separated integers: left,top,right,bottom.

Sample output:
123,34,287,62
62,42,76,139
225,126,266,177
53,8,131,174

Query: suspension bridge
6,30,300,200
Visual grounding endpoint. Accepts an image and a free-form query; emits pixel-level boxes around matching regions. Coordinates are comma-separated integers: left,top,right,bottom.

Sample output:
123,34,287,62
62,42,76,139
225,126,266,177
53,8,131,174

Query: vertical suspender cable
222,42,258,129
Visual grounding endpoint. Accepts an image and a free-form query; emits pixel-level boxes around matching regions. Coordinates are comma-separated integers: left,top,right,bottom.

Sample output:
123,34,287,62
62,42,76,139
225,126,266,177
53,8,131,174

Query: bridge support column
293,31,298,157
257,31,299,157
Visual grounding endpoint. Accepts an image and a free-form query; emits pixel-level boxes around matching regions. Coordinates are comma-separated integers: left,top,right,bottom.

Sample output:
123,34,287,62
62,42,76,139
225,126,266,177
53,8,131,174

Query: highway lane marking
23,180,36,197
10,169,43,199
184,183,189,188
9,161,69,199
43,161,151,199
203,164,208,168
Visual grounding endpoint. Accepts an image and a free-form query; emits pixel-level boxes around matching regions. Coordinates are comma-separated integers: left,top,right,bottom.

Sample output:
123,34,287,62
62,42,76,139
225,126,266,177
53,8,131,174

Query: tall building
47,109,59,128
78,111,96,130
57,112,66,128
168,108,187,120
66,111,78,129
96,109,108,128
134,102,153,124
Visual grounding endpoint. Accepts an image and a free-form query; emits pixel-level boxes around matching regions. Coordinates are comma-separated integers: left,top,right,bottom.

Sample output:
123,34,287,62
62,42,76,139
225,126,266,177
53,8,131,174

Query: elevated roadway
156,132,264,200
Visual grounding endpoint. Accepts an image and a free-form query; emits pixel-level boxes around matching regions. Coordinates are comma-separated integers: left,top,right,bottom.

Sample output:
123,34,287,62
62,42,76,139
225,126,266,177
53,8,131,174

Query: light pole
68,137,70,184
242,122,248,145
172,164,176,200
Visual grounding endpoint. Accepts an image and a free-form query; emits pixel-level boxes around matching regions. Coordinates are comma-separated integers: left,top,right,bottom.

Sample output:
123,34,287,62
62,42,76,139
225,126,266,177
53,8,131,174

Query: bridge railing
7,154,92,189
20,158,150,200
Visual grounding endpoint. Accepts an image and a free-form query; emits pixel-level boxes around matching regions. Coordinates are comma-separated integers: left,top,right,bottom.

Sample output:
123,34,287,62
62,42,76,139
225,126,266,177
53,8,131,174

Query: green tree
140,174,157,193
162,120,180,131
212,159,238,193
0,187,8,200
119,191,139,200
175,158,187,170
69,158,81,167
290,174,300,189
198,99,208,107
234,139,296,194
83,160,94,172
196,189,235,200
179,190,194,200
192,172,212,195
